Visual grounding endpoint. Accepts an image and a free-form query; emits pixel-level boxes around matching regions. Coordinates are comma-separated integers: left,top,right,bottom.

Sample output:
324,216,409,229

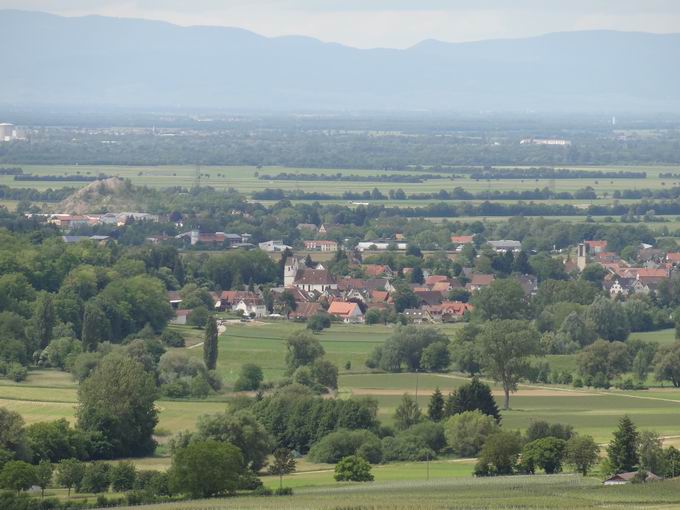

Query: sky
3,0,680,48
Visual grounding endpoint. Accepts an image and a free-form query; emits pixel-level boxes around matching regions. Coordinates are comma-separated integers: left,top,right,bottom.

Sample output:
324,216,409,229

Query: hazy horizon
2,0,680,49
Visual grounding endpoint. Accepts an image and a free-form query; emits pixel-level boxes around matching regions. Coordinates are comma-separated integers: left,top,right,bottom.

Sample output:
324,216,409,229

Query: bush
7,363,27,382
275,486,293,496
307,313,331,332
444,411,499,457
160,329,185,347
400,422,446,453
187,306,210,328
308,430,382,464
234,364,264,391
381,435,433,462
334,455,374,482
253,484,273,496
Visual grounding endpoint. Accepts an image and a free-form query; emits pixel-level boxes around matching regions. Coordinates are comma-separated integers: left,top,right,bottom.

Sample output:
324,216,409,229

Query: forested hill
2,10,680,112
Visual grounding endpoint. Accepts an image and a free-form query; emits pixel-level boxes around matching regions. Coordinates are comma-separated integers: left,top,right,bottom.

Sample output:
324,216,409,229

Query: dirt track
348,388,598,397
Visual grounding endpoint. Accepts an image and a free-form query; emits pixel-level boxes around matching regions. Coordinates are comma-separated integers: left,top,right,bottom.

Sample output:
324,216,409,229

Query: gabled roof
290,302,321,319
294,269,335,286
414,290,444,306
451,235,474,244
327,301,362,317
425,275,450,286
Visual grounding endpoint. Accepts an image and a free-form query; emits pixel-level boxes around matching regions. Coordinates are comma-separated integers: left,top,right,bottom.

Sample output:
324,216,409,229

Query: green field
2,322,680,447
112,475,680,510
6,163,680,201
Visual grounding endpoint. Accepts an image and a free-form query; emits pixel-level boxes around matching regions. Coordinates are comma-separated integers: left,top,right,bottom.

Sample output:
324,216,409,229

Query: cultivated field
5,164,680,199
112,475,680,510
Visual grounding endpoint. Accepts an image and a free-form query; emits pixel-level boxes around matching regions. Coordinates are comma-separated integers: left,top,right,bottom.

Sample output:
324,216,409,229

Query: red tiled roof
290,302,321,319
451,235,474,244
363,264,391,277
327,301,361,317
585,240,608,249
294,269,335,285
667,252,680,262
425,275,450,286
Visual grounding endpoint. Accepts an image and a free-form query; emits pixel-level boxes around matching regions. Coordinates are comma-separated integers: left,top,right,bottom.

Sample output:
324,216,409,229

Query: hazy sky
4,0,680,48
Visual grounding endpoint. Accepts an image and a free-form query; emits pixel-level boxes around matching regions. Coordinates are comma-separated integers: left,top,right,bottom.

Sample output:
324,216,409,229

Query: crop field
113,475,680,510
5,164,680,199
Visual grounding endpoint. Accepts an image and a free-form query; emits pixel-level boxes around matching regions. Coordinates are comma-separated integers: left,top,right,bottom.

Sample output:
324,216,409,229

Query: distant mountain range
2,10,680,112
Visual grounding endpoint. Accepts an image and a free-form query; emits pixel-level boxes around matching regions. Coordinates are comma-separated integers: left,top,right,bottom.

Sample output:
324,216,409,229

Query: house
234,298,268,318
466,274,495,292
427,301,473,322
294,269,337,293
362,264,394,278
666,252,680,265
425,275,450,286
488,240,522,253
585,240,608,254
289,302,322,320
414,290,444,306
356,240,408,252
218,291,260,311
303,240,338,252
431,281,452,293
170,309,191,325
176,231,249,247
337,278,388,292
327,301,364,323
402,308,434,324
259,240,292,252
48,214,93,229
167,291,183,309
635,268,670,289
603,472,661,485
370,290,390,303
605,278,634,297
451,235,474,245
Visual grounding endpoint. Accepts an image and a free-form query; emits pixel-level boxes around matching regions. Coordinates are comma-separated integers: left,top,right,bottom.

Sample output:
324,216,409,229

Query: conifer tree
203,316,218,370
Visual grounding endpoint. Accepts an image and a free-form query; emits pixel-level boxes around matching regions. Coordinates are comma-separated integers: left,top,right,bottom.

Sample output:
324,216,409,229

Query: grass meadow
112,475,680,510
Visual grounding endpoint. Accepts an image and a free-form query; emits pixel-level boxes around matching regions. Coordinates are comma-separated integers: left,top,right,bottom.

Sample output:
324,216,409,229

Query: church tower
576,243,587,271
284,257,299,287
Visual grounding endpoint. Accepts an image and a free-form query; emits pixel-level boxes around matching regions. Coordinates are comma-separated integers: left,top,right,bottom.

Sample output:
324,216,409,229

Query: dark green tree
285,331,325,371
77,353,158,458
32,292,55,349
168,440,244,498
56,459,85,497
471,279,528,321
81,301,110,352
233,363,264,391
476,320,541,410
0,461,37,494
521,437,567,474
427,388,445,422
195,411,272,472
35,460,52,498
607,415,639,474
565,435,599,476
110,461,136,492
80,462,110,494
444,378,500,421
203,316,218,370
